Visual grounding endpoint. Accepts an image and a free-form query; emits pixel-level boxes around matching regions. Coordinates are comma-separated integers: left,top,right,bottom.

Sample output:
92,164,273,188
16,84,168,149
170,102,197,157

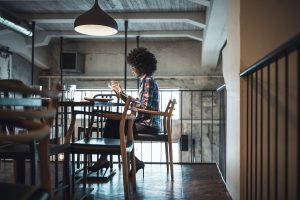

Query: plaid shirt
133,75,161,130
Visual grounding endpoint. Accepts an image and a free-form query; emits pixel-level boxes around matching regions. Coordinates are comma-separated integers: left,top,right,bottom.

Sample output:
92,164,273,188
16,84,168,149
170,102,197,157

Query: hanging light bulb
74,0,118,36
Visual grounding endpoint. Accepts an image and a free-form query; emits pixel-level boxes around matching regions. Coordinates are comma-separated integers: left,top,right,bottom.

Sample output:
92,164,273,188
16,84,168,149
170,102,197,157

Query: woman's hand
110,81,122,94
110,81,127,100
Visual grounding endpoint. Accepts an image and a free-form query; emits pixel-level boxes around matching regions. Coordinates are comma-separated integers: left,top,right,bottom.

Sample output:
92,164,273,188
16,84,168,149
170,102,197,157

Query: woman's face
131,66,140,77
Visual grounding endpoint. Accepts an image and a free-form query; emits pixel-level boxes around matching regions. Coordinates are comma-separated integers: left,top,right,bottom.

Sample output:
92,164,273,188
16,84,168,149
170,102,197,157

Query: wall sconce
74,0,118,36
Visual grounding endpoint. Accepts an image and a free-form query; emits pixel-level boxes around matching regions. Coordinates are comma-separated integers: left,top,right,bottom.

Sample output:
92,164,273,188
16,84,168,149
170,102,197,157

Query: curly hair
127,47,157,76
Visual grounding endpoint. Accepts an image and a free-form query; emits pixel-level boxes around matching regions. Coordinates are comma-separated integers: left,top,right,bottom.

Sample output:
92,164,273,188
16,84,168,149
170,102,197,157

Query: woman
88,47,161,175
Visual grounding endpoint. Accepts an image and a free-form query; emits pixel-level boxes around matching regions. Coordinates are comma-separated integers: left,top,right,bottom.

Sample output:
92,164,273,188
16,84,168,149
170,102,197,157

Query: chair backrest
162,99,176,134
93,93,119,101
89,95,132,139
65,96,135,143
93,93,119,115
0,79,60,142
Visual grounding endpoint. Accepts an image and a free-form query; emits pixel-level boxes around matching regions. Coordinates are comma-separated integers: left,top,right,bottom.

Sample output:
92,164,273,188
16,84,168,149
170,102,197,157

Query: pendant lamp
74,0,118,36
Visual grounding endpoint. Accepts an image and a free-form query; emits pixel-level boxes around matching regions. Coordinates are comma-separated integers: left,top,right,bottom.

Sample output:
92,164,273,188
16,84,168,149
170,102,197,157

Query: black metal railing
217,84,227,181
53,89,224,164
240,33,300,200
177,90,221,165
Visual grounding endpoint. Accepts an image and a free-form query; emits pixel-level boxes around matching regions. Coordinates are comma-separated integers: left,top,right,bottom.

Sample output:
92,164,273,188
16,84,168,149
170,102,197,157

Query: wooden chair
134,99,176,180
90,93,122,168
0,79,60,199
84,93,120,138
65,96,137,200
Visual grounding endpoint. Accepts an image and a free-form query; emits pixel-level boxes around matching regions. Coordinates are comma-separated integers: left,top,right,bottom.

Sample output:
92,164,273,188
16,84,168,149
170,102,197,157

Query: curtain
0,51,11,79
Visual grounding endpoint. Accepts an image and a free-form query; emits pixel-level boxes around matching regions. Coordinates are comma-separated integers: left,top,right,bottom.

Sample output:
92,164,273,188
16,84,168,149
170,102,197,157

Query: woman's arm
118,91,128,102
133,77,153,109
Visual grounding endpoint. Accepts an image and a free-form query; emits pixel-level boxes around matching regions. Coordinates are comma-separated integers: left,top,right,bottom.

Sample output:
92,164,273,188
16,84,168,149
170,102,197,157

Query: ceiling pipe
0,9,32,37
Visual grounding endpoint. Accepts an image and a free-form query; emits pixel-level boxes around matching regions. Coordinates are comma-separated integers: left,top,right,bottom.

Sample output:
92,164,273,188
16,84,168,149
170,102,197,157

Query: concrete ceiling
0,0,227,69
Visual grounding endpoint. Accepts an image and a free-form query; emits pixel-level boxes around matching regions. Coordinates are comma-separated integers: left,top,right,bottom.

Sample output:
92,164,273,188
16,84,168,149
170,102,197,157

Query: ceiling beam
23,12,206,29
27,30,203,47
188,0,211,7
201,0,227,68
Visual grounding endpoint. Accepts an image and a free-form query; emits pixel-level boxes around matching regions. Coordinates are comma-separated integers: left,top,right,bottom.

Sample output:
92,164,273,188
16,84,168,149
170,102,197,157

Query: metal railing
217,84,227,181
240,33,300,200
52,89,225,167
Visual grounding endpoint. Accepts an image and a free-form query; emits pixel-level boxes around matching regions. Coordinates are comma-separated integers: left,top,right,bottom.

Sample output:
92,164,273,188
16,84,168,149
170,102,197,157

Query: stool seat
71,138,133,155
48,144,70,155
134,133,168,142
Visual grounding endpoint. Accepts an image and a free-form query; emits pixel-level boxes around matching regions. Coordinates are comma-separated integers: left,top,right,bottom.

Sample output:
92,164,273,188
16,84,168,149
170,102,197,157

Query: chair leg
71,153,75,193
164,142,169,173
14,159,25,184
109,154,114,169
130,150,136,192
121,151,129,200
76,154,80,169
63,152,71,200
168,139,174,181
126,153,130,174
83,154,88,189
118,155,121,167
39,139,53,200
55,154,59,189
30,141,37,185
88,154,93,167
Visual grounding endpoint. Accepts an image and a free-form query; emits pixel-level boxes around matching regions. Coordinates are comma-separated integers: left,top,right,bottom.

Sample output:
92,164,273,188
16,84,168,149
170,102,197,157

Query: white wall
43,40,224,89
49,40,222,76
12,54,40,85
223,0,240,199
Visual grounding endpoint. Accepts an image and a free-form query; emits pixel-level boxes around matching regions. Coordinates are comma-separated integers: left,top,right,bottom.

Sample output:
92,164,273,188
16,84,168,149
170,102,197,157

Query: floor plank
0,161,231,199
85,164,231,199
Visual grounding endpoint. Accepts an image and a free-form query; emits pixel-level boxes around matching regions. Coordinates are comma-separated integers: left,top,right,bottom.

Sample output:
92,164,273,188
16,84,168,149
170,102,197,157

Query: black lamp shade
74,0,118,36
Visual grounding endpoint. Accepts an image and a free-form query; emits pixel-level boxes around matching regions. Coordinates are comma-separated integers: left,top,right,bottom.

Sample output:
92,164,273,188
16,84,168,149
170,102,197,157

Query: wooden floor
0,162,231,200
